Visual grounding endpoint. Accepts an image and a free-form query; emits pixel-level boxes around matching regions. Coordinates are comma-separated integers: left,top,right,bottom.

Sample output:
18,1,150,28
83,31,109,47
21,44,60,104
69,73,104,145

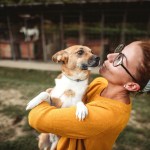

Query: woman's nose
107,53,117,63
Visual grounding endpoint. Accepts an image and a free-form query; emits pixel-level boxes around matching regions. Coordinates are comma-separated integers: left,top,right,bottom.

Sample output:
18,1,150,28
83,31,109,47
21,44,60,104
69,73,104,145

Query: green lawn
0,67,149,150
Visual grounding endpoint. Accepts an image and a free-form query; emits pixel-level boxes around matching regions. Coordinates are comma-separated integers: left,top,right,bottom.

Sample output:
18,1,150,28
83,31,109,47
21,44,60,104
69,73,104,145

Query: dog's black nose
88,55,100,67
95,56,100,61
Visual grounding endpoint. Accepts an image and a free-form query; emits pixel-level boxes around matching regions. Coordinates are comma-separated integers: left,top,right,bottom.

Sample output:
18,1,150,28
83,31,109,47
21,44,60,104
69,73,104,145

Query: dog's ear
52,50,68,64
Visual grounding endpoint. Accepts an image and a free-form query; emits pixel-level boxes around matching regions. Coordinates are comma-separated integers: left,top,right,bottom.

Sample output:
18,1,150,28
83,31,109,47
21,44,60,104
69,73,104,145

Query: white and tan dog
26,45,100,150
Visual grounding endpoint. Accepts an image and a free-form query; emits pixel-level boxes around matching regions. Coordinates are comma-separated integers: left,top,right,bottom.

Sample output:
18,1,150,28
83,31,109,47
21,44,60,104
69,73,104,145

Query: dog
20,26,39,41
38,133,51,150
26,45,100,150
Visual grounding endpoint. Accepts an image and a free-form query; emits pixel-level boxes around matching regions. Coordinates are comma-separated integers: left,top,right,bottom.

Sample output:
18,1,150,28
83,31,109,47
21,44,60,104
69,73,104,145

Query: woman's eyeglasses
113,44,138,82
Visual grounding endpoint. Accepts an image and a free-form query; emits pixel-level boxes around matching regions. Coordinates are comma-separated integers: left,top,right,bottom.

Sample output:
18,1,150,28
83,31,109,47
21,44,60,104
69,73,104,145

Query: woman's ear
124,82,140,92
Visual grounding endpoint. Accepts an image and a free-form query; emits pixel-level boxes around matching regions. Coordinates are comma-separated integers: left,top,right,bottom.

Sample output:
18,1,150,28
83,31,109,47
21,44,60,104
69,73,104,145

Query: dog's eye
77,50,84,55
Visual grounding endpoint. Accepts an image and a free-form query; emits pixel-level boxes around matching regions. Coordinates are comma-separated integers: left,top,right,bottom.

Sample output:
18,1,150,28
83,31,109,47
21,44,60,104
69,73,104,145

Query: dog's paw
26,92,50,110
26,99,39,110
76,102,88,121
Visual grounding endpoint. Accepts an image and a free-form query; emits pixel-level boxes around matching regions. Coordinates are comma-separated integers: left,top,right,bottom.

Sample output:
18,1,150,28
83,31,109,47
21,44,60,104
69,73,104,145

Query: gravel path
0,60,99,74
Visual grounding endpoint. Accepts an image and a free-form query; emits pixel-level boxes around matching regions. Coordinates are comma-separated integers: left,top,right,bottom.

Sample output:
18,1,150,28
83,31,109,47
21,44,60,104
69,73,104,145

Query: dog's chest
50,75,88,107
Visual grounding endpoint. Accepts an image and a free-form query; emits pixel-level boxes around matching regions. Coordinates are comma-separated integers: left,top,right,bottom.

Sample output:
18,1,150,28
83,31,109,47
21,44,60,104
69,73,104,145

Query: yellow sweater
28,77,131,150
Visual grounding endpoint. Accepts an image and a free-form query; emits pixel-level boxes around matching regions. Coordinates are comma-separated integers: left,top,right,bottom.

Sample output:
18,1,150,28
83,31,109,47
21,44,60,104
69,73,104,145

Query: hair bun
142,80,150,93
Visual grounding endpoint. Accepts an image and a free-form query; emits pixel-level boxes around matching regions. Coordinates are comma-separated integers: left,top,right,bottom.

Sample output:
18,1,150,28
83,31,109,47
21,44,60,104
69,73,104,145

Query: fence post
41,14,47,62
79,11,85,45
121,11,127,44
100,13,105,63
147,15,150,38
7,16,15,60
60,13,64,49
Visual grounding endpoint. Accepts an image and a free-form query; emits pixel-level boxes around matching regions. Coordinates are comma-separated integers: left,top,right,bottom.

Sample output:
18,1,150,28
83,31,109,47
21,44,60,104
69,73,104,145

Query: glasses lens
113,54,123,66
114,44,124,53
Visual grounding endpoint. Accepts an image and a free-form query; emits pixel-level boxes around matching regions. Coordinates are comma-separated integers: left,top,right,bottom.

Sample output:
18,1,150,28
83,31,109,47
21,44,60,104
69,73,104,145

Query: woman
28,40,150,150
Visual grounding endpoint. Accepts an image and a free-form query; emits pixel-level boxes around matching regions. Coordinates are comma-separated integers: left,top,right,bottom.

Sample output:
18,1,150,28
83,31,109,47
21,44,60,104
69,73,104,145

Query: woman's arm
28,101,114,139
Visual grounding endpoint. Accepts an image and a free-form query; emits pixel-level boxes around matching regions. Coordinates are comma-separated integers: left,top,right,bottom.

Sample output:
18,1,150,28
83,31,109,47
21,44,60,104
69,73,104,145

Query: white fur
76,101,88,121
26,74,88,120
51,74,88,107
20,26,39,41
49,133,59,150
67,71,88,81
88,67,92,70
26,92,50,110
26,72,89,150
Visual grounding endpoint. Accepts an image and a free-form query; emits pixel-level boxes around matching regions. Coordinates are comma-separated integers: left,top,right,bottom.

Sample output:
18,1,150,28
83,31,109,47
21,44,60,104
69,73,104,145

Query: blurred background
0,0,149,61
0,0,150,150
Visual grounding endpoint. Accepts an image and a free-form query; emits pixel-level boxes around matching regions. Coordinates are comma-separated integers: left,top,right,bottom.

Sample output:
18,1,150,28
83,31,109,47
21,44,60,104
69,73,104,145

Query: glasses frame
113,44,138,82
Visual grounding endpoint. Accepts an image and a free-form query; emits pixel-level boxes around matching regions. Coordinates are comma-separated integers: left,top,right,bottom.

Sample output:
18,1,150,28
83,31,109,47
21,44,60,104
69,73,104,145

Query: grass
0,135,38,150
114,126,150,150
0,67,149,150
0,105,27,118
114,94,150,150
0,67,60,150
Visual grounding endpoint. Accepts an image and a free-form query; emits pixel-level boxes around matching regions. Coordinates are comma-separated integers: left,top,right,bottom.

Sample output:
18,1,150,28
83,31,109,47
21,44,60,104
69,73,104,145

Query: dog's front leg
26,92,50,110
49,134,59,150
38,133,51,150
76,102,88,121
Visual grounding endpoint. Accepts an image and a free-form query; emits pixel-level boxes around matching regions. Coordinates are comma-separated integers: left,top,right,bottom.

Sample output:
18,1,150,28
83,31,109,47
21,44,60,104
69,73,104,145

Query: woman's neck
100,83,130,104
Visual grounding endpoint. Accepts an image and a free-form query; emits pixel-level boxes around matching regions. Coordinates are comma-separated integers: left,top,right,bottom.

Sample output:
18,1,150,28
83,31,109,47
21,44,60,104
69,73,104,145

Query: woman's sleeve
28,101,114,139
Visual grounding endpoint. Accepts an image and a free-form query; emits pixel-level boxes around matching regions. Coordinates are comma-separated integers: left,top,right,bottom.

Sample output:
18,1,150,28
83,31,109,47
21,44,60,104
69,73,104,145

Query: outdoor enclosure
0,1,149,62
0,1,150,150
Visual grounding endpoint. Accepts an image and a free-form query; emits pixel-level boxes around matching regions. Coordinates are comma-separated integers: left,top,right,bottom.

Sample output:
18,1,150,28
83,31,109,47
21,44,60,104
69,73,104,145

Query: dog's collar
62,73,86,82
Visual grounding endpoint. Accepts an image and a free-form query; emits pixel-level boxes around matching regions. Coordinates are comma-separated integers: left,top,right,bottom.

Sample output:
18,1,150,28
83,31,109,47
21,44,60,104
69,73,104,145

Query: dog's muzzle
81,55,100,70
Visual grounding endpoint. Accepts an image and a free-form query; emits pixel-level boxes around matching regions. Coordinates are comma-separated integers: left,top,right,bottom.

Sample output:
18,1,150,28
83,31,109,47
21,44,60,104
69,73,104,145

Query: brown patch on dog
51,97,63,108
84,70,90,80
62,66,74,76
64,89,75,98
52,50,68,64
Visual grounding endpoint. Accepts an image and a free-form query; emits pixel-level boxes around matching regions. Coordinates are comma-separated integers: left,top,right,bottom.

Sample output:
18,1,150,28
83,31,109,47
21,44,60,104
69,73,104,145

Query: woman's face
99,41,143,86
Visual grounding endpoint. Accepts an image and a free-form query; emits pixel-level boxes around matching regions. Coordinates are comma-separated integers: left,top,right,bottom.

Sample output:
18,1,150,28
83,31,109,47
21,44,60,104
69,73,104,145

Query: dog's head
52,45,100,69
20,27,26,33
52,45,100,80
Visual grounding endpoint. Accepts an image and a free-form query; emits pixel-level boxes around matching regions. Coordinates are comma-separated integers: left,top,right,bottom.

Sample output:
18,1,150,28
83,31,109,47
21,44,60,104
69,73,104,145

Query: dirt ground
0,88,149,148
0,89,28,141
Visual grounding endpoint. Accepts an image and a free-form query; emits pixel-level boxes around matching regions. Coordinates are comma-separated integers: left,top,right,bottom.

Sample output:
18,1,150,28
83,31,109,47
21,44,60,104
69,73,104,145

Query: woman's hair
137,40,150,90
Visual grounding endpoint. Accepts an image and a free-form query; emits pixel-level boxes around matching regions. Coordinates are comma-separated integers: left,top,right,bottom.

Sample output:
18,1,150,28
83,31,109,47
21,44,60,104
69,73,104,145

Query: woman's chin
99,66,105,74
